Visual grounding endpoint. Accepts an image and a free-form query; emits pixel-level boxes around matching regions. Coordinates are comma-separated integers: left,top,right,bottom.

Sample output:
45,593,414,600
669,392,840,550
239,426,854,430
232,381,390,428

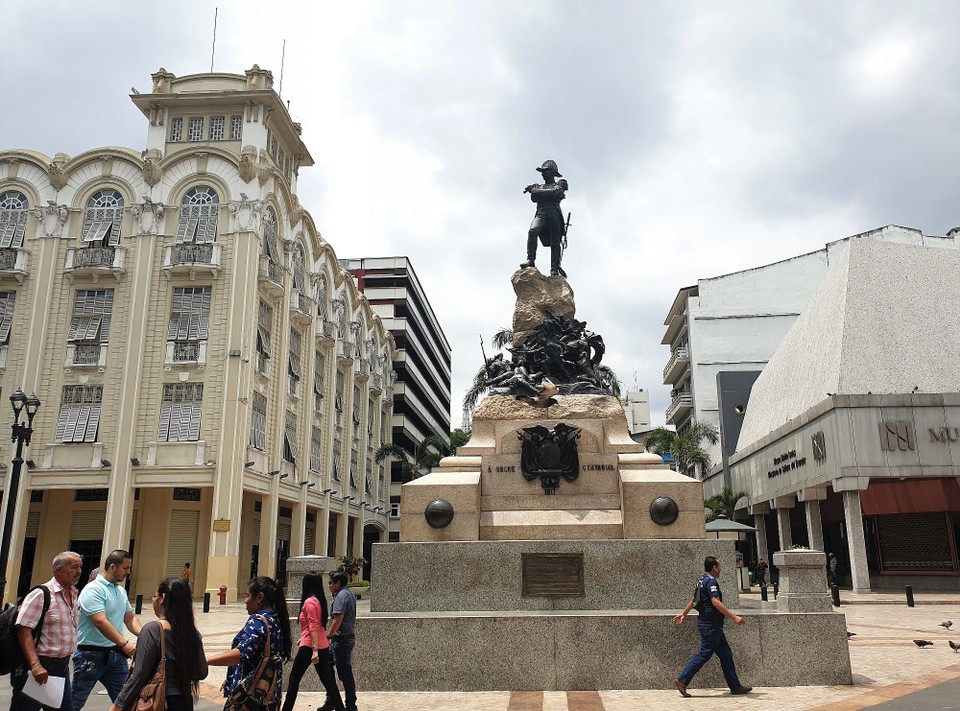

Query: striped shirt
15,577,79,658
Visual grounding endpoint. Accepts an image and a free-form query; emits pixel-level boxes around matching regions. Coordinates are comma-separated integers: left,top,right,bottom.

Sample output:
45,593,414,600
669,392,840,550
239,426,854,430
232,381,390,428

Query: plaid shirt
15,577,79,658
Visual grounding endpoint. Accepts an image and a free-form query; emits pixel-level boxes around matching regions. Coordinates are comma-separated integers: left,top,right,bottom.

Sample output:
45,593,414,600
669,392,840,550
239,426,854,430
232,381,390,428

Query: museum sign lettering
767,449,808,478
929,427,959,443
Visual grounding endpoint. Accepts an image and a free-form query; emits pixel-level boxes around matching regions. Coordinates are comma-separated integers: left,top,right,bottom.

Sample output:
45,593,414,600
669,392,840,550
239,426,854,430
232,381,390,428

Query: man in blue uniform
672,556,752,697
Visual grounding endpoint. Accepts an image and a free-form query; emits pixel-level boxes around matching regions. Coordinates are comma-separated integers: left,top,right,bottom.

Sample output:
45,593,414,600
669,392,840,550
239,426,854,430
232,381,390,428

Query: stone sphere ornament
649,496,679,526
424,499,455,529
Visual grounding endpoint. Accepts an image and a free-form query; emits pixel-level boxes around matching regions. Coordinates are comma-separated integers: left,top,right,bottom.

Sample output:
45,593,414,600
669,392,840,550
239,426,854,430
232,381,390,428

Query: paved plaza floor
2,588,958,710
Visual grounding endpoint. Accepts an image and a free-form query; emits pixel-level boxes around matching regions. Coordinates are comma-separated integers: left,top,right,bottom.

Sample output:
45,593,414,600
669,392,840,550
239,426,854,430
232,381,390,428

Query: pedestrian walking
108,578,207,711
828,553,839,587
755,558,768,587
207,576,291,711
11,551,83,711
673,556,752,698
282,574,344,711
72,549,142,711
326,571,358,711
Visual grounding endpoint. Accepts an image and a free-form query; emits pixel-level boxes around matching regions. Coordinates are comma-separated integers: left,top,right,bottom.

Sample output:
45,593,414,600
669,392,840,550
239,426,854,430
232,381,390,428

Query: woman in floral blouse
208,577,292,709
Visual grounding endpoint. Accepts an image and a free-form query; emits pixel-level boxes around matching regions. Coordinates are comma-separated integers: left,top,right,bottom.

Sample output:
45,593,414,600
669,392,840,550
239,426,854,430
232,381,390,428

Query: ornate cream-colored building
0,65,395,602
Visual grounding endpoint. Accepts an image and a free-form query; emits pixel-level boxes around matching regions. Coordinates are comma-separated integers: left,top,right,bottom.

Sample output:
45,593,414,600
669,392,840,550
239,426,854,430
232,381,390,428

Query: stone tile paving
164,592,960,710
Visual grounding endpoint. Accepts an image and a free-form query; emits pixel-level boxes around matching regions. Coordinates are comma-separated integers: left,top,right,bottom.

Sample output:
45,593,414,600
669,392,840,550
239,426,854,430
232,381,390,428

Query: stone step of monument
479,508,623,540
480,493,622,511
481,468,621,496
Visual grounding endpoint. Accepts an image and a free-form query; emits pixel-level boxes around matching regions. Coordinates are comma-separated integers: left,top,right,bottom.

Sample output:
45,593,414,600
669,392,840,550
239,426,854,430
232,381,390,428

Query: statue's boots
550,243,566,277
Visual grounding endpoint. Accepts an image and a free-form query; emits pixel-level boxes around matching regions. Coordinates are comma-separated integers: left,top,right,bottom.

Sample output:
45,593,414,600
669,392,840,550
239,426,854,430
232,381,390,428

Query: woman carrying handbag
110,578,208,711
282,574,344,711
208,577,291,711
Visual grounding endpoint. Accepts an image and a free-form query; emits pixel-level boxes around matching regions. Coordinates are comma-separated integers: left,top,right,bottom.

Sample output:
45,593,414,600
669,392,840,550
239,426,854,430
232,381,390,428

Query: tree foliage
704,486,749,522
642,421,719,478
373,435,451,482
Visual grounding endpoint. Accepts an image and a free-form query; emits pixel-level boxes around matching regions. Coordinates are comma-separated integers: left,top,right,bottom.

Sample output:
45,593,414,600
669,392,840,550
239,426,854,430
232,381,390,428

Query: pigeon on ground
949,641,959,653
913,640,934,648
939,620,953,630
846,631,856,639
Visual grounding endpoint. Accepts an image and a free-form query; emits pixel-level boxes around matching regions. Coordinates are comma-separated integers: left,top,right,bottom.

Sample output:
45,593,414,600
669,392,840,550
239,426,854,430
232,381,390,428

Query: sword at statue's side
562,211,572,251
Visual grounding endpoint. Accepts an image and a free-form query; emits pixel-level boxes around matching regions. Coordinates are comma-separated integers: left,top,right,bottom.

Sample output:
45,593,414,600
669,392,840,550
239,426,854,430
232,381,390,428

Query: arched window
81,189,124,247
261,207,283,283
292,244,306,292
176,186,219,244
0,191,29,249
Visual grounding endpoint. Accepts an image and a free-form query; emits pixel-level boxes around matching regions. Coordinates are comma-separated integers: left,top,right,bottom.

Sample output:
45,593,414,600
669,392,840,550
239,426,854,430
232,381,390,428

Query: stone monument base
344,609,851,691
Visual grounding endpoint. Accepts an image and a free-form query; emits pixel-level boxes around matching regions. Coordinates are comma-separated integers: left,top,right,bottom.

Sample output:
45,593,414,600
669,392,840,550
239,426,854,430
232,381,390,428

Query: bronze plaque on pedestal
521,553,584,597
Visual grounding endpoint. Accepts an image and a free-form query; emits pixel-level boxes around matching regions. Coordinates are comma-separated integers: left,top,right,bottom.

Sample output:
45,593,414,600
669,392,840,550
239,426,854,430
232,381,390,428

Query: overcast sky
4,0,958,429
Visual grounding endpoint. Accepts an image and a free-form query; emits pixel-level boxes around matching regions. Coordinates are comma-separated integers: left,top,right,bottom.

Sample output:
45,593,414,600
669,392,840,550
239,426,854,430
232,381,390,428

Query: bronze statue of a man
521,160,568,277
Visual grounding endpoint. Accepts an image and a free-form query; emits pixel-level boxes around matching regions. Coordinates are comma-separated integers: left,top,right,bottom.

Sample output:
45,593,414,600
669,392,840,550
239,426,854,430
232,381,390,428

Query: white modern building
0,65,395,603
661,225,959,476
341,257,452,542
726,237,960,591
622,390,652,436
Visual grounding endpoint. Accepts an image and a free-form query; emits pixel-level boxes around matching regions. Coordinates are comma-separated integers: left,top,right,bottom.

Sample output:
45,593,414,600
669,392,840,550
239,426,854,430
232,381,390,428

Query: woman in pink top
281,573,344,711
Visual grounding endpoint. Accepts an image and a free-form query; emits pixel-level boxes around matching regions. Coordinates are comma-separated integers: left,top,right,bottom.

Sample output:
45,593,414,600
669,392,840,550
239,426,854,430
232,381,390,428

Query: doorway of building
70,540,103,590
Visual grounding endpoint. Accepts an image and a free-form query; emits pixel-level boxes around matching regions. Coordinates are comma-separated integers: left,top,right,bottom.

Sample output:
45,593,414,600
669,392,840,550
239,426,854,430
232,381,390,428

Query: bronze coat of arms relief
517,423,582,494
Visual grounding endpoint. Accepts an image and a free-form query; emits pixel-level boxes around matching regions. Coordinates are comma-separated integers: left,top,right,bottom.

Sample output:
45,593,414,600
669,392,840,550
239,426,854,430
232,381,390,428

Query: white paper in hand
22,673,65,708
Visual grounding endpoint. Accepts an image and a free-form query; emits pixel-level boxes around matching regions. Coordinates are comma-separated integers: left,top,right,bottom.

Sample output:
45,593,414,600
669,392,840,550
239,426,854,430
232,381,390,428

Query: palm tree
704,486,750,522
642,421,719,478
374,435,451,483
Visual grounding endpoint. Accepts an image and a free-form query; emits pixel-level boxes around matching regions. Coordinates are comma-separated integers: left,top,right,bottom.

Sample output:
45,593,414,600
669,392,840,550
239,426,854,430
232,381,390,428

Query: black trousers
280,645,343,711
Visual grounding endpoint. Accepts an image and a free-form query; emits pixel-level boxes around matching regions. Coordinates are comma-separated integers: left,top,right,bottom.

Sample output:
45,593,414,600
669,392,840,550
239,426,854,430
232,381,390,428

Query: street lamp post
0,388,40,603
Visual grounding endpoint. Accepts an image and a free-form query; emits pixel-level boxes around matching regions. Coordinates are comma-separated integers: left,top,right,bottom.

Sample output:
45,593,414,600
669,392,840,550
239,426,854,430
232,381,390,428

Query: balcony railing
64,343,107,372
662,346,690,384
0,248,29,283
258,254,284,296
162,244,222,277
65,246,124,280
665,391,694,424
165,340,207,368
290,289,314,326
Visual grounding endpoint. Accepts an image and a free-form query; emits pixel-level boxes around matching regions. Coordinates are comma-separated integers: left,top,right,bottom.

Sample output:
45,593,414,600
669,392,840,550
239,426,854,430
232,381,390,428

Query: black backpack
0,585,51,675
692,576,708,614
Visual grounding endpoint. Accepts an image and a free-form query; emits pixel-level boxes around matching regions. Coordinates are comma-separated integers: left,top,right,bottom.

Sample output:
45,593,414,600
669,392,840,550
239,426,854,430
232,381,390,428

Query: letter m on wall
879,421,916,451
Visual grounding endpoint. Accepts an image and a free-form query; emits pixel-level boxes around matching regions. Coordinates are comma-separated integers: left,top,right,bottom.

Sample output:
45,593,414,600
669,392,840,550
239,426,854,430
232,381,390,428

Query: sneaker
731,686,753,695
674,679,691,698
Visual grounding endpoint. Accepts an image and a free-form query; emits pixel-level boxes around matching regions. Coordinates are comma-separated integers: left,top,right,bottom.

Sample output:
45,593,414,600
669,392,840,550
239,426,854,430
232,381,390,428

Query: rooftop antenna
209,7,218,73
279,39,287,97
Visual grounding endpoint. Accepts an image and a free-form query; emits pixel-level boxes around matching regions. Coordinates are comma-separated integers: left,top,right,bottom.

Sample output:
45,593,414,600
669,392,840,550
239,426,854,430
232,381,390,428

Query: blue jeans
11,657,73,711
678,623,742,691
329,636,357,710
71,647,129,711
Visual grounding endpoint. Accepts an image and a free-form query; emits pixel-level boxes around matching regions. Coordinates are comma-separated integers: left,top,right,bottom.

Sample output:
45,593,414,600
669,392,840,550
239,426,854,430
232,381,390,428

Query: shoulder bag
128,620,166,711
224,615,279,711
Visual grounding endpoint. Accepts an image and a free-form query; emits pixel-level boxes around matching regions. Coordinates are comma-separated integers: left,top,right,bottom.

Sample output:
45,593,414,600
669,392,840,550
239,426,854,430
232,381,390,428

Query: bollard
203,592,211,613
760,585,768,602
906,585,915,607
135,594,143,614
831,584,841,607
773,582,779,599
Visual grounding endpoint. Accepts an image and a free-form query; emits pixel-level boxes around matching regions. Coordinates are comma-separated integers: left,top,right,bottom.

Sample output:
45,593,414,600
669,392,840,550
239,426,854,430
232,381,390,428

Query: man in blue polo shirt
672,556,752,698
71,550,142,711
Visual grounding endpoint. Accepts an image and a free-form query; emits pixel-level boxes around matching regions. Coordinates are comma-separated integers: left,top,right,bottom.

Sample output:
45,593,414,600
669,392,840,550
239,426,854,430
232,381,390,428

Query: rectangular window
0,291,15,345
365,460,373,494
56,385,103,443
390,495,400,518
332,439,342,481
283,411,299,463
256,300,271,373
334,369,344,428
173,488,202,501
352,385,361,440
349,453,358,489
249,392,267,450
367,398,375,440
68,290,113,344
310,426,323,473
209,116,225,141
168,287,211,361
170,117,183,142
158,383,203,442
188,117,204,141
288,329,302,396
230,116,243,140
